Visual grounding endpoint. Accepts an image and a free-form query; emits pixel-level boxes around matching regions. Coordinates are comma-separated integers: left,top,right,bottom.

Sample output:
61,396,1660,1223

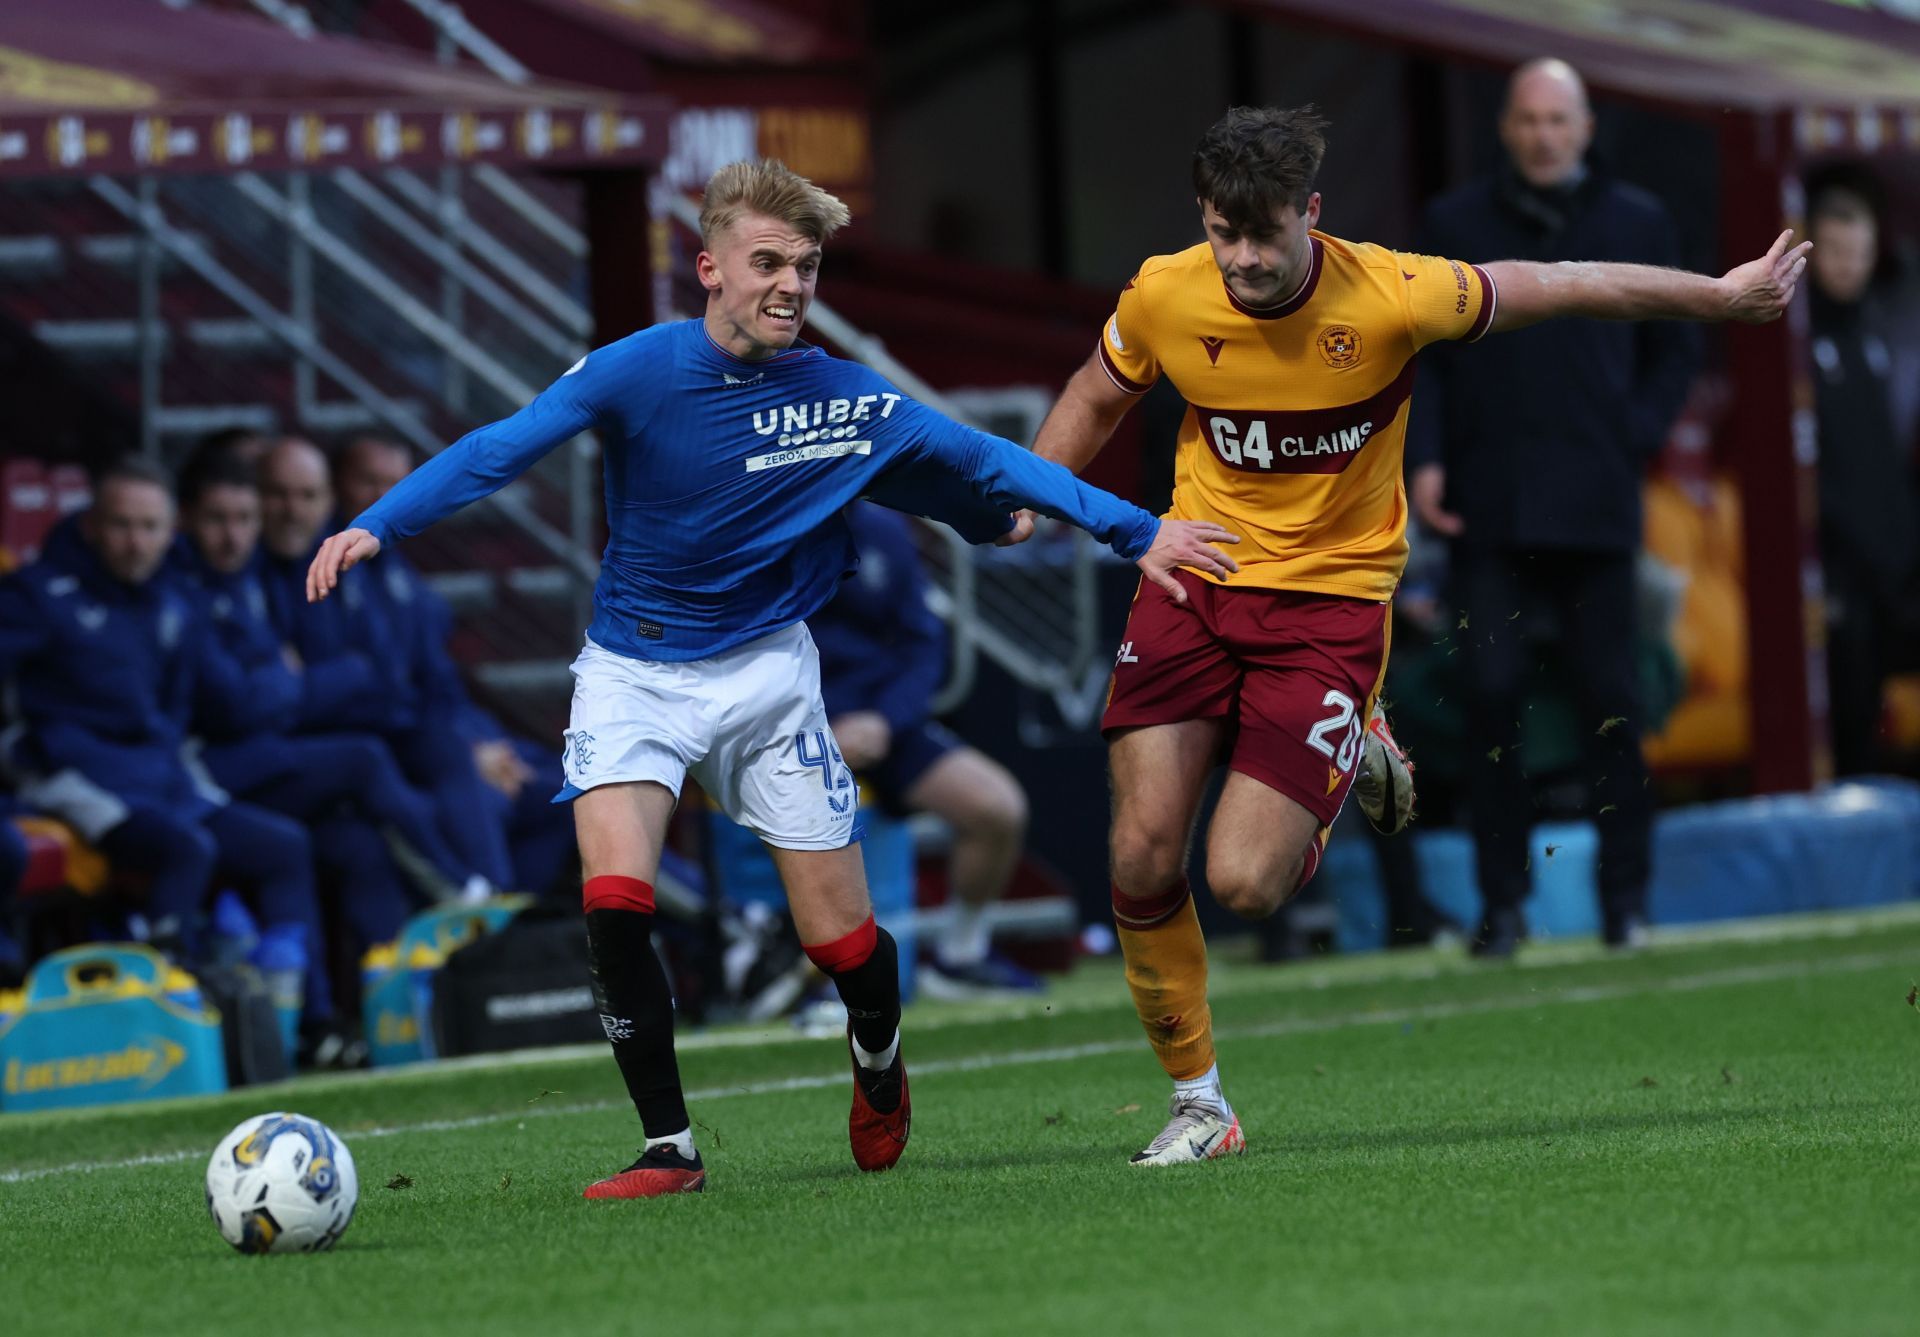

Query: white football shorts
557,623,859,851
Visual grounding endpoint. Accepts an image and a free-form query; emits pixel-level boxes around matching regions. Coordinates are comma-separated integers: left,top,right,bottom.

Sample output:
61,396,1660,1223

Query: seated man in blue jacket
0,795,27,985
256,438,515,890
0,456,338,1053
810,502,1036,994
174,454,491,935
334,436,574,896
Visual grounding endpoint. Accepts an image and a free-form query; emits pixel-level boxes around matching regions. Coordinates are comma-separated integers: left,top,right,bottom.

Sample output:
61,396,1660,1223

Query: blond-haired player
1004,105,1809,1165
309,159,1239,1196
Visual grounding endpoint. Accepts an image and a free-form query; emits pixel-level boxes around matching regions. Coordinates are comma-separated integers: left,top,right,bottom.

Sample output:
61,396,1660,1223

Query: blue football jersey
354,319,1159,662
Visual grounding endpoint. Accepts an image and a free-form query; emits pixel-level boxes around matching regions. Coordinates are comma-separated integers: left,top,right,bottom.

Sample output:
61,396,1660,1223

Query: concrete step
428,565,576,615
184,318,279,357
152,403,279,437
469,658,574,697
299,398,429,434
75,231,213,275
0,236,63,281
32,318,161,358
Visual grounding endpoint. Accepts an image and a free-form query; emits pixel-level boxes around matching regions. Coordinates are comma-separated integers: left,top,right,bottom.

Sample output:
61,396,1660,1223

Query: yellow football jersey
1097,231,1495,601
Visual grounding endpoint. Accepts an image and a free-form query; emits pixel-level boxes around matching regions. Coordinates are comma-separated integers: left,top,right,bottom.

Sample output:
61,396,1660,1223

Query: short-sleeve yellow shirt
1097,232,1496,601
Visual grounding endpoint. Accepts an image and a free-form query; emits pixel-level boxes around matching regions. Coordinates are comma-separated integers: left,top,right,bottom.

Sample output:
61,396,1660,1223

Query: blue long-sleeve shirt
355,319,1160,663
810,503,947,733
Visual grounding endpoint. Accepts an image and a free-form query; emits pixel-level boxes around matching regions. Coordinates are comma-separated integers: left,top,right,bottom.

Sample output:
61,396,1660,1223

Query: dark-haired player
1004,103,1810,1165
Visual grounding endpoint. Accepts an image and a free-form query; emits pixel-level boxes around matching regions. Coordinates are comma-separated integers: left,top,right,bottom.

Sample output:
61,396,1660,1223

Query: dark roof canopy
1244,0,1920,154
0,0,670,179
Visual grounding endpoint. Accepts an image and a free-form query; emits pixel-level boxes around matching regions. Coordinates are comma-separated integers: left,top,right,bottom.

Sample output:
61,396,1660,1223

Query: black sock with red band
583,875,688,1140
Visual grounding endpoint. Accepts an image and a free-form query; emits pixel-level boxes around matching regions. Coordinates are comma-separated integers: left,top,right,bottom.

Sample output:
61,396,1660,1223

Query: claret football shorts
1101,570,1390,827
556,623,859,850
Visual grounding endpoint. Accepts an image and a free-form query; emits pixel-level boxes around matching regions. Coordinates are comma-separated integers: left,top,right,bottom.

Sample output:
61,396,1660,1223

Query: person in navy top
0,457,334,1043
174,457,491,982
263,438,515,890
809,502,1037,995
307,158,1240,1199
333,435,574,898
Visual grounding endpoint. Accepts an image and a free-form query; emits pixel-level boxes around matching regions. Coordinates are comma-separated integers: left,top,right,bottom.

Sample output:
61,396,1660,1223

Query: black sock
825,925,902,1057
584,908,688,1139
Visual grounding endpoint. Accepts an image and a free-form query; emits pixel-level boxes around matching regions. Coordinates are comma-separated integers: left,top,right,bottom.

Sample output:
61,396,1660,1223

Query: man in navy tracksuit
0,457,335,1034
808,502,1034,993
334,437,572,894
256,438,513,888
173,454,485,948
1406,60,1698,955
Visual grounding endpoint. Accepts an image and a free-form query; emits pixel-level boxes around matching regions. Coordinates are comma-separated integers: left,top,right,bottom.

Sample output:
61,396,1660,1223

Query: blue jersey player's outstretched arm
309,328,1242,611
862,387,1242,603
306,343,620,602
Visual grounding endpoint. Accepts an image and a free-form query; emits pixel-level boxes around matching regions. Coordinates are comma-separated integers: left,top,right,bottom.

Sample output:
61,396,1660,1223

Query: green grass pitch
5,907,1918,1336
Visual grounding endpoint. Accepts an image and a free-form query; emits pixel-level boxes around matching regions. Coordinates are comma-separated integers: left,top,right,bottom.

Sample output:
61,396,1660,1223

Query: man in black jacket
1407,59,1698,955
1803,164,1919,776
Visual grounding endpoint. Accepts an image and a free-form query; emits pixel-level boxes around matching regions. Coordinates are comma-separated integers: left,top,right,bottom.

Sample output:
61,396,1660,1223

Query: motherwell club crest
1317,325,1361,368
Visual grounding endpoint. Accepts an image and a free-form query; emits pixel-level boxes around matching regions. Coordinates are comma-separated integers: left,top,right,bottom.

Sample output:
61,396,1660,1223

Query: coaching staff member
1407,59,1698,956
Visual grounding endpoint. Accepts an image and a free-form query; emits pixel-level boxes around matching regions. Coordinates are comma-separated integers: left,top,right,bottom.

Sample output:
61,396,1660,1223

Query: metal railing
127,0,1112,726
88,174,597,587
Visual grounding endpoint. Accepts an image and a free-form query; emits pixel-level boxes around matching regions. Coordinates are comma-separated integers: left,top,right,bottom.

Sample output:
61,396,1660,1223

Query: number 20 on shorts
1306,690,1362,773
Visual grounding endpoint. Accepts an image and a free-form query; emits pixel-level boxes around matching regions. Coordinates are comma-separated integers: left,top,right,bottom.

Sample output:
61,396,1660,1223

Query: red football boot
582,1144,706,1199
848,1032,910,1172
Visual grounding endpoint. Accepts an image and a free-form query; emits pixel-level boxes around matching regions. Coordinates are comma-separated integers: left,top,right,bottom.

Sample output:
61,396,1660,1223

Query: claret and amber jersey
1097,231,1496,601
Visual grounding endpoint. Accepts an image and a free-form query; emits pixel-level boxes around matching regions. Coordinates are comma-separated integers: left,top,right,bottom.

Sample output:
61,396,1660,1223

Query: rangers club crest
1317,325,1361,369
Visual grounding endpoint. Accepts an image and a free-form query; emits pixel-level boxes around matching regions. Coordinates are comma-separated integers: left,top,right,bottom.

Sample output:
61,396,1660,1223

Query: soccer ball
205,1112,358,1254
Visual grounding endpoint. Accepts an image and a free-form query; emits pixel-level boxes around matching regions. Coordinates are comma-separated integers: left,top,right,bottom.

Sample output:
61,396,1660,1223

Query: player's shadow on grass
775,1140,1145,1181
1277,1098,1878,1156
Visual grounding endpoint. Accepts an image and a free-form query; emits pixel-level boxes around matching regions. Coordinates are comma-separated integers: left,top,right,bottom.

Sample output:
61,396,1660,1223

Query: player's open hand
306,527,382,602
1720,229,1812,324
1138,519,1240,604
996,509,1040,547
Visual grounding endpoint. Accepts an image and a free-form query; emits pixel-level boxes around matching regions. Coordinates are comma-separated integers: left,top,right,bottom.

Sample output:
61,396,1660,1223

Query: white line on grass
134,901,1920,1095
3,946,1907,1186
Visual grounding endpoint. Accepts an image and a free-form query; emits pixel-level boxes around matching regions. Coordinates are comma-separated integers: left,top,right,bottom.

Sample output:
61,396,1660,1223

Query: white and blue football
206,1112,358,1254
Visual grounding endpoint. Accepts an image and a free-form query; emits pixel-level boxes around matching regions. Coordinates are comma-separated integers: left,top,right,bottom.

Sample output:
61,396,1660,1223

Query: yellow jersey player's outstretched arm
1484,228,1811,333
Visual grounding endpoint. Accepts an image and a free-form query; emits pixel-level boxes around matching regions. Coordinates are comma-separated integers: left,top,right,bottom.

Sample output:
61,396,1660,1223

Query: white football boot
1354,702,1415,835
1129,1095,1246,1166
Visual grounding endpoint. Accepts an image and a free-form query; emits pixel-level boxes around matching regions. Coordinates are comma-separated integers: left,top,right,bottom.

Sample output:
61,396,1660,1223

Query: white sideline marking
228,901,1920,1089
2,947,1908,1186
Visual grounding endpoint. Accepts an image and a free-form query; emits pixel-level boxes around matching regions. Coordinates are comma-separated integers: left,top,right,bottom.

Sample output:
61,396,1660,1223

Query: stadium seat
1,457,55,564
48,464,90,519
1884,675,1920,753
9,815,111,900
706,800,919,1000
1642,475,1752,771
